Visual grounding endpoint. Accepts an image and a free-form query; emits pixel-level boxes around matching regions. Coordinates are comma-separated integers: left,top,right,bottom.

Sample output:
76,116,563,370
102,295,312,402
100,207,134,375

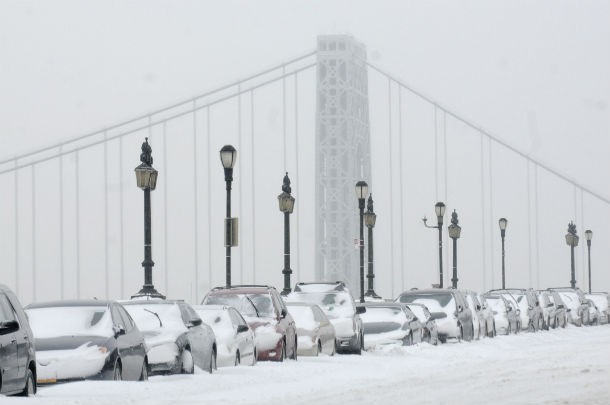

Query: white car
586,293,609,324
193,305,256,367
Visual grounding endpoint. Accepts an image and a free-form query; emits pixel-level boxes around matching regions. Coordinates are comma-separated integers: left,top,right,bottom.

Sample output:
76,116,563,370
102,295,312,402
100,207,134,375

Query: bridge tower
315,35,372,293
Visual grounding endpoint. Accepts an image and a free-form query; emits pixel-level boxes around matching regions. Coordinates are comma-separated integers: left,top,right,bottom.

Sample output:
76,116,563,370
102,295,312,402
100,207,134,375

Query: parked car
202,285,297,361
25,299,147,383
584,299,601,326
122,299,216,374
0,284,36,396
477,294,496,337
287,282,365,354
404,303,439,345
464,292,485,339
490,289,543,331
396,289,474,342
548,288,589,327
547,290,568,328
488,291,522,331
286,302,336,356
360,302,423,349
482,293,519,335
193,305,256,366
537,290,557,329
586,293,609,324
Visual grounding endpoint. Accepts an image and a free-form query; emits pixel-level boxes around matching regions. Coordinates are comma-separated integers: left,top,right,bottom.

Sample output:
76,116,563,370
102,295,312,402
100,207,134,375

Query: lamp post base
131,285,166,300
364,290,381,299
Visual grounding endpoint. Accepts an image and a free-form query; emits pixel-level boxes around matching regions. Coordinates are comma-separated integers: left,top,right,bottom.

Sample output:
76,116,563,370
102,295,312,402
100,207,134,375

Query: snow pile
36,343,109,381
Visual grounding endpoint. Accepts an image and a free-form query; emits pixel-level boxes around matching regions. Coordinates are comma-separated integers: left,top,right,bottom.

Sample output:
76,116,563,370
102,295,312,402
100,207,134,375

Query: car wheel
181,349,194,374
280,340,286,362
457,326,463,342
209,349,216,373
235,350,240,366
291,336,298,361
113,359,122,381
251,348,257,366
506,323,511,335
19,369,36,396
139,359,148,381
315,341,321,357
330,340,336,356
492,324,497,337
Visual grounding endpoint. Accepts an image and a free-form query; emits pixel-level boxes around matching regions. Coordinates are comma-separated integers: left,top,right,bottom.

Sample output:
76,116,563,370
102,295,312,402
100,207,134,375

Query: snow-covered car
122,299,216,374
584,299,601,326
585,293,609,324
489,291,523,331
0,284,36,396
202,285,297,362
25,300,148,383
287,282,365,354
490,289,543,331
404,303,438,345
548,288,589,326
477,294,496,337
396,289,474,342
286,302,336,356
547,291,568,328
192,305,256,366
481,293,519,335
360,303,422,349
465,292,485,339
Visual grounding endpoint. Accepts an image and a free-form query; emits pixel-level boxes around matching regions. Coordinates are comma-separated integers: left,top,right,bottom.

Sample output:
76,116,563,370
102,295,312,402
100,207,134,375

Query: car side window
117,306,135,331
0,294,17,324
183,304,202,324
229,308,246,326
312,307,324,322
272,291,286,312
111,305,125,328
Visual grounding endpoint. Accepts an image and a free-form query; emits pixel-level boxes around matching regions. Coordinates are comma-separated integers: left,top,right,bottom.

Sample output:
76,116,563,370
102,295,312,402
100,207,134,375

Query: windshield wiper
144,309,163,327
245,296,260,318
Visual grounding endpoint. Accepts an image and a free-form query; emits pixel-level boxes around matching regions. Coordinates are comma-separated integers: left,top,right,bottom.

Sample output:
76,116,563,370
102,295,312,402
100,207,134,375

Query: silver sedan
286,302,336,356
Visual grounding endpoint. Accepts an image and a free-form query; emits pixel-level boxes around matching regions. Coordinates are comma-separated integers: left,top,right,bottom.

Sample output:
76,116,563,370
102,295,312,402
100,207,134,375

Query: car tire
139,359,148,381
251,348,257,366
330,340,336,356
506,323,511,335
457,326,463,343
315,341,321,357
235,350,240,366
181,350,194,374
19,369,36,397
353,333,363,355
209,349,216,374
113,359,122,381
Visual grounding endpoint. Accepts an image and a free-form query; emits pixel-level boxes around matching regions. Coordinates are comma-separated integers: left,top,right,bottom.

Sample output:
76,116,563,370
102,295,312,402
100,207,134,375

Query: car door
230,308,254,362
117,305,145,380
0,293,20,393
455,292,472,340
313,306,333,352
273,291,296,353
110,304,134,379
179,303,207,367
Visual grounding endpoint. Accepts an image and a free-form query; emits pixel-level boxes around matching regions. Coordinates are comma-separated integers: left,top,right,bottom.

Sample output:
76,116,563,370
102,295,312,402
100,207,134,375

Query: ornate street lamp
565,222,579,289
132,137,165,299
278,173,295,296
447,210,461,289
499,218,508,289
363,194,380,299
585,229,593,293
355,181,368,303
220,145,237,288
423,202,446,288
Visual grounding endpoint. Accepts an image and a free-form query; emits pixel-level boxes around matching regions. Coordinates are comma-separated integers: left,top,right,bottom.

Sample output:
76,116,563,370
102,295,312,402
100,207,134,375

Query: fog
0,1,609,304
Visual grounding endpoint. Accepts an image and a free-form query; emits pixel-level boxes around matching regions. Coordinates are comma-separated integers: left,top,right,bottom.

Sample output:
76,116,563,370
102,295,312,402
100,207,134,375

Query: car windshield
485,297,506,313
26,306,113,338
123,303,185,333
287,292,354,319
360,307,406,333
205,293,275,318
397,293,456,313
287,305,317,330
194,308,234,340
558,292,581,311
407,305,429,321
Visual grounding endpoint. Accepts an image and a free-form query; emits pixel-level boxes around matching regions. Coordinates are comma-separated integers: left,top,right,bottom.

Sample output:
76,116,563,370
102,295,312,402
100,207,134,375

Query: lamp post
499,218,507,289
364,194,380,299
447,210,461,289
423,202,446,288
565,222,579,289
132,137,165,299
355,181,368,303
278,173,295,296
220,145,237,288
585,229,593,293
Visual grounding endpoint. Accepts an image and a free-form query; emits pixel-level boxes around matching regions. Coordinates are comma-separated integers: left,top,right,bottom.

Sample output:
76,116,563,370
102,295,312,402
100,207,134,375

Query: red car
202,285,297,362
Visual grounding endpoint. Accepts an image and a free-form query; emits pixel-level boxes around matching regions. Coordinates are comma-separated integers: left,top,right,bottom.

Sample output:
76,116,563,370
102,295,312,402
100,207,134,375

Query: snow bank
36,343,108,381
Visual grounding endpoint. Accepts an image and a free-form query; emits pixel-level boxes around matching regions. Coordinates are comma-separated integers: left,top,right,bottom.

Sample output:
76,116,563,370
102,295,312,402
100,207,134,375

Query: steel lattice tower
315,35,372,292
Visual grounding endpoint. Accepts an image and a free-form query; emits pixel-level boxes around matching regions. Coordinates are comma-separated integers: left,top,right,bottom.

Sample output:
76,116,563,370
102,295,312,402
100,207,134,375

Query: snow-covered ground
8,326,610,405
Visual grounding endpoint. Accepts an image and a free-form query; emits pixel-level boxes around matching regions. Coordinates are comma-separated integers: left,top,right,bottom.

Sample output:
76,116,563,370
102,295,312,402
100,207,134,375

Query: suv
490,289,544,331
202,285,297,362
547,287,589,326
0,284,36,396
286,282,366,354
396,288,474,342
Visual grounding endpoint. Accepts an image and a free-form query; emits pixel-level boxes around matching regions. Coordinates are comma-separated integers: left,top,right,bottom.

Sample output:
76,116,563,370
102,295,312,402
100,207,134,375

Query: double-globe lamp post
499,218,507,289
423,202,446,288
132,138,165,299
585,230,593,293
278,173,295,296
447,210,461,289
565,222,579,289
364,194,380,299
355,181,368,303
220,145,237,288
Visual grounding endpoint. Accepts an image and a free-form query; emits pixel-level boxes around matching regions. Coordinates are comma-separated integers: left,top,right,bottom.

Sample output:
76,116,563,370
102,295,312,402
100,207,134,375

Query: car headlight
98,346,108,354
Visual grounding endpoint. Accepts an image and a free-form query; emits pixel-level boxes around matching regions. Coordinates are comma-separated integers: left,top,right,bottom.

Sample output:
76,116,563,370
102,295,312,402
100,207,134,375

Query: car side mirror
0,320,19,335
356,306,366,315
113,325,126,337
507,306,512,312
280,308,288,319
457,305,463,313
236,324,249,333
547,303,554,308
536,301,540,306
187,318,203,328
476,304,481,311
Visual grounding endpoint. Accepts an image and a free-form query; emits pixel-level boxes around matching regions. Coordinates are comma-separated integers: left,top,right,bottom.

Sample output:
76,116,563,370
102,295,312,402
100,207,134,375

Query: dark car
0,284,36,396
122,299,217,374
396,289,474,342
25,300,147,383
286,281,366,354
203,285,297,362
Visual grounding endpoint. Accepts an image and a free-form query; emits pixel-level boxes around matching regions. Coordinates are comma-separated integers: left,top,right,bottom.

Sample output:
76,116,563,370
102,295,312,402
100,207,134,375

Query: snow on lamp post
448,210,461,289
585,229,593,293
565,222,579,289
220,145,237,288
363,194,380,299
423,202,446,288
355,181,368,303
499,218,507,289
278,172,295,296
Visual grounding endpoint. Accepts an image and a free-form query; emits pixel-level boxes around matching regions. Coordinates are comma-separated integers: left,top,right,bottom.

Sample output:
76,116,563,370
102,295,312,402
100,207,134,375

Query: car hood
35,335,111,351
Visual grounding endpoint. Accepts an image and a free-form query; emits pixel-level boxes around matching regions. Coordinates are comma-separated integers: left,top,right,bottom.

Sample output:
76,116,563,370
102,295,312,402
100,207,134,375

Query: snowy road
8,326,610,405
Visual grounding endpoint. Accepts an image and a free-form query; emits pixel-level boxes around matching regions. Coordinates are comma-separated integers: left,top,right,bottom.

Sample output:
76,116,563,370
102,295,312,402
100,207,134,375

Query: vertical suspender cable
251,91,257,283
283,66,287,172
534,164,540,288
104,131,109,299
434,106,439,201
580,188,585,286
443,111,448,281
193,101,199,302
488,139,495,289
527,160,532,288
163,122,169,295
31,166,36,301
75,151,81,298
294,73,301,282
14,161,19,296
59,147,65,299
398,87,405,291
387,78,395,297
207,108,212,290
480,133,487,291
119,138,124,298
237,86,244,284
